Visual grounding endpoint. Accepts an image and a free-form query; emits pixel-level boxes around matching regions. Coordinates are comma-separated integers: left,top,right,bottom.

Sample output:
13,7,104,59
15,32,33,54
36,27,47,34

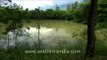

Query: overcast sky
12,0,82,10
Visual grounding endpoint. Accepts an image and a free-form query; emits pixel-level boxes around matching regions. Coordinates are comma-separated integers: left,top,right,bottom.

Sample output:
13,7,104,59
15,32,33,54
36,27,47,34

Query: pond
0,26,79,49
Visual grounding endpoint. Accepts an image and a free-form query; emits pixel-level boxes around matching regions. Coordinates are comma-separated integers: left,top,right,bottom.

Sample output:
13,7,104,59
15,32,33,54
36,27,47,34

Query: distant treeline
0,0,107,26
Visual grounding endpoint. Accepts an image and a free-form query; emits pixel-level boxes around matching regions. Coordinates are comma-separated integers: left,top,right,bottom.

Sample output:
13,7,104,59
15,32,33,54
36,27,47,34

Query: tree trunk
85,0,98,59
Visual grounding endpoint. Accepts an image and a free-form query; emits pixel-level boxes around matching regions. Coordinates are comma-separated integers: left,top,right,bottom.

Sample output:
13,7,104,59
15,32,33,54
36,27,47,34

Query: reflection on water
0,27,78,49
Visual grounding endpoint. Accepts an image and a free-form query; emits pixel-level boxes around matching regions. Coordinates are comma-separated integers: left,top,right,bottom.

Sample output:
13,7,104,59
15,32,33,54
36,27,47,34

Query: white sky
12,0,81,10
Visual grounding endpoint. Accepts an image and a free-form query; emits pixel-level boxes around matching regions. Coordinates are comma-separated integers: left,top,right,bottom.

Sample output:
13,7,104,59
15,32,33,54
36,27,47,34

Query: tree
55,5,60,12
83,0,90,2
45,9,54,19
85,0,98,59
78,2,90,23
67,4,71,12
54,5,61,19
96,0,107,28
71,2,79,9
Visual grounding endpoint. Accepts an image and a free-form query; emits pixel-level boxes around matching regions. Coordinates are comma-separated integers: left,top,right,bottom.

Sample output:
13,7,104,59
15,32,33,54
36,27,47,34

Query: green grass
0,20,107,60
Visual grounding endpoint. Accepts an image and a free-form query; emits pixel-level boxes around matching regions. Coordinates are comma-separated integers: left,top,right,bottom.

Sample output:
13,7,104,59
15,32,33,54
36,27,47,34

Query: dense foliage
0,0,107,31
0,2,89,24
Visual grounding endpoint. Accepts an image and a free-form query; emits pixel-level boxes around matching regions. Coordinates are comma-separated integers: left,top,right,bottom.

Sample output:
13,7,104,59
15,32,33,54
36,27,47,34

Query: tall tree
55,5,60,12
67,4,71,12
85,0,98,59
71,2,78,9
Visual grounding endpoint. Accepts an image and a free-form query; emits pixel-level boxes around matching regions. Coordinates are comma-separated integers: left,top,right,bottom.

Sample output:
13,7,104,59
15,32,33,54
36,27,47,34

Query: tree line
0,1,90,24
0,0,107,27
